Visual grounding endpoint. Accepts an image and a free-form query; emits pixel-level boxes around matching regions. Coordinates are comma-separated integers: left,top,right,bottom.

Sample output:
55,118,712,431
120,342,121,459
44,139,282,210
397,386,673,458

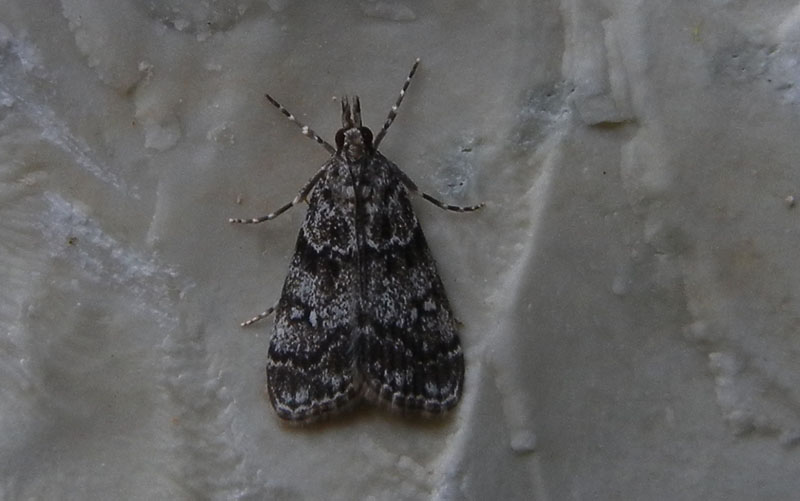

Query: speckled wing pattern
266,153,464,422
357,153,464,413
266,158,362,422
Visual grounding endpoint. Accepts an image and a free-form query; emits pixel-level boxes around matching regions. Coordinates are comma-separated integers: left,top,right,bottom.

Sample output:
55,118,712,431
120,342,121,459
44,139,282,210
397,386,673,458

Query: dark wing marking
266,158,362,422
356,153,464,414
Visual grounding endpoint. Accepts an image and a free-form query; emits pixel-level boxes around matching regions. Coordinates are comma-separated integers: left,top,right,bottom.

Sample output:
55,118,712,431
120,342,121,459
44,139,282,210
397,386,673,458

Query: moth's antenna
265,94,336,155
373,58,420,149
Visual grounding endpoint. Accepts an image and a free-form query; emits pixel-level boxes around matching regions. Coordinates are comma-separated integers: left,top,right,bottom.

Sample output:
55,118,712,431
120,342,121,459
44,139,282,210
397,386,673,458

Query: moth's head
335,96,374,162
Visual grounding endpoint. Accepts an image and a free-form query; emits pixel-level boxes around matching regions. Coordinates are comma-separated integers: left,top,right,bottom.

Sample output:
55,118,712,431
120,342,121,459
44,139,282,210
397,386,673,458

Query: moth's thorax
338,127,373,163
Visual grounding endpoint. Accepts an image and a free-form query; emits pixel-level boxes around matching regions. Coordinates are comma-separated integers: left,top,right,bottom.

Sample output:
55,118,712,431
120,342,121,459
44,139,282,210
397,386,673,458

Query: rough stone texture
1,1,800,499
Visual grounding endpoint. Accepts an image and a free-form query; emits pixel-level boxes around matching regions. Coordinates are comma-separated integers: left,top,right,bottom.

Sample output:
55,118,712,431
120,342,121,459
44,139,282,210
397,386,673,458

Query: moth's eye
335,129,345,151
360,127,373,148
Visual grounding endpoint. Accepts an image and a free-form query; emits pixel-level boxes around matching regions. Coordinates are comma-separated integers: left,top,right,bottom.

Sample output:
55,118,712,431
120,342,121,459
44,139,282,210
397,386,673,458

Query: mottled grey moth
230,59,482,423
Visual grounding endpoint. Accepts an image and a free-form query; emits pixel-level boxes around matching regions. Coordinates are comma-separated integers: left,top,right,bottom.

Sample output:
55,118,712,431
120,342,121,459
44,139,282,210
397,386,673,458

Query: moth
230,59,482,423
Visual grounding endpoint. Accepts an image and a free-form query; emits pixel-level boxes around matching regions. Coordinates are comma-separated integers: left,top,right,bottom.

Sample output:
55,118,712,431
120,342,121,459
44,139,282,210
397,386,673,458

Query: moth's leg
229,165,327,224
239,302,277,327
265,94,336,155
419,192,485,213
395,167,485,213
373,58,420,149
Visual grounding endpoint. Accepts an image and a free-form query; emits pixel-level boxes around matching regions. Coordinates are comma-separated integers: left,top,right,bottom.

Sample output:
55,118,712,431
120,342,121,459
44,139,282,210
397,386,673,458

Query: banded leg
420,191,485,212
265,94,336,155
228,164,328,224
373,58,420,149
240,303,277,327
